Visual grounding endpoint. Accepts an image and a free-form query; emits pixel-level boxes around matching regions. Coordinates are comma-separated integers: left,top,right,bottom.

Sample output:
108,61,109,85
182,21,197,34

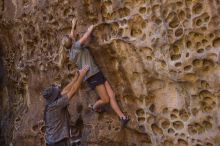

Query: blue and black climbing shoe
88,104,104,113
120,116,130,128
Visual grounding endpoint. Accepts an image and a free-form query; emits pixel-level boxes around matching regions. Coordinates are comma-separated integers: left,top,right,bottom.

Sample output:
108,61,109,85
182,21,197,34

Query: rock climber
60,18,130,127
42,65,89,146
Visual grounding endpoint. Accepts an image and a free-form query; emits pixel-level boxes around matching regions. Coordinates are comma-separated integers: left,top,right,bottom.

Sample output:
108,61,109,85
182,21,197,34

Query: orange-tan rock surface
0,0,220,146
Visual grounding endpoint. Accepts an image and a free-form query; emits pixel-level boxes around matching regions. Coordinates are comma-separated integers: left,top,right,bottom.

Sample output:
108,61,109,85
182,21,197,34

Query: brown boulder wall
0,0,220,146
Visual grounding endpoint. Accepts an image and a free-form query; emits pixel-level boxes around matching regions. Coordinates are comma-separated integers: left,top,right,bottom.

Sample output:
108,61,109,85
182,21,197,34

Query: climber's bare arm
79,25,94,45
69,18,77,39
62,71,79,94
61,65,89,100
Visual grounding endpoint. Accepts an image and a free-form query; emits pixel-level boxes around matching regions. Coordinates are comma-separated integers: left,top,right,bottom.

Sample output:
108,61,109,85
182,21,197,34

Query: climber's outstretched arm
69,18,77,39
61,65,89,100
79,25,94,45
62,71,79,94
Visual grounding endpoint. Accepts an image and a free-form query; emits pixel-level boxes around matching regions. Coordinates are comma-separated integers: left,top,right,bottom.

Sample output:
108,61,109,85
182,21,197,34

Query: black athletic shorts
86,71,106,89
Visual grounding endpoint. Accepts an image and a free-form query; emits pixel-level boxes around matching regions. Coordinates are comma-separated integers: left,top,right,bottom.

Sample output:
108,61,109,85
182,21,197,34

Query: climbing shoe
120,116,130,128
88,104,104,113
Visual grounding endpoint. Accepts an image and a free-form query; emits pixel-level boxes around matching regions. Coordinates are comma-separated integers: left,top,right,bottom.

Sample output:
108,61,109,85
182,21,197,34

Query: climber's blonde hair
57,35,72,68
61,35,72,49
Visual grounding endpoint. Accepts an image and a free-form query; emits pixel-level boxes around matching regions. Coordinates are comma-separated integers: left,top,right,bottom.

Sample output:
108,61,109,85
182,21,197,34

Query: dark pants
46,139,68,146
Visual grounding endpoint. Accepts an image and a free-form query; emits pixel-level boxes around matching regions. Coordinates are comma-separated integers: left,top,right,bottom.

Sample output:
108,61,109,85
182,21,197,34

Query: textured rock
0,0,220,146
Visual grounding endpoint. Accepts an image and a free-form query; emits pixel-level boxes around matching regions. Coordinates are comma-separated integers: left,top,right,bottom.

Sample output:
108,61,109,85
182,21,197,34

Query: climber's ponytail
57,45,67,68
61,35,72,50
58,35,72,68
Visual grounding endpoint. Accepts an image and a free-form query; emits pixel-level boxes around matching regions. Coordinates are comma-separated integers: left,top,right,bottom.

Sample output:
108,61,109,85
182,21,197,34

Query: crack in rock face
0,0,220,145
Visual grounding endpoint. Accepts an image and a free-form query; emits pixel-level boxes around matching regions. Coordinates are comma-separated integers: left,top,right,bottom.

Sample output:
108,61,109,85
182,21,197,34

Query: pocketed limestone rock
0,0,220,146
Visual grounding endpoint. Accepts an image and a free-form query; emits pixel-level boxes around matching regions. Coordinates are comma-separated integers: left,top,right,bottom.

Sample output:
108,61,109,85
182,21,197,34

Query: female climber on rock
60,18,129,127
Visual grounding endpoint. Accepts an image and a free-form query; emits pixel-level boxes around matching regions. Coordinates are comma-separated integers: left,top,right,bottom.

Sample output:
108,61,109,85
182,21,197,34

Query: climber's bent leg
93,84,110,110
87,72,109,110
